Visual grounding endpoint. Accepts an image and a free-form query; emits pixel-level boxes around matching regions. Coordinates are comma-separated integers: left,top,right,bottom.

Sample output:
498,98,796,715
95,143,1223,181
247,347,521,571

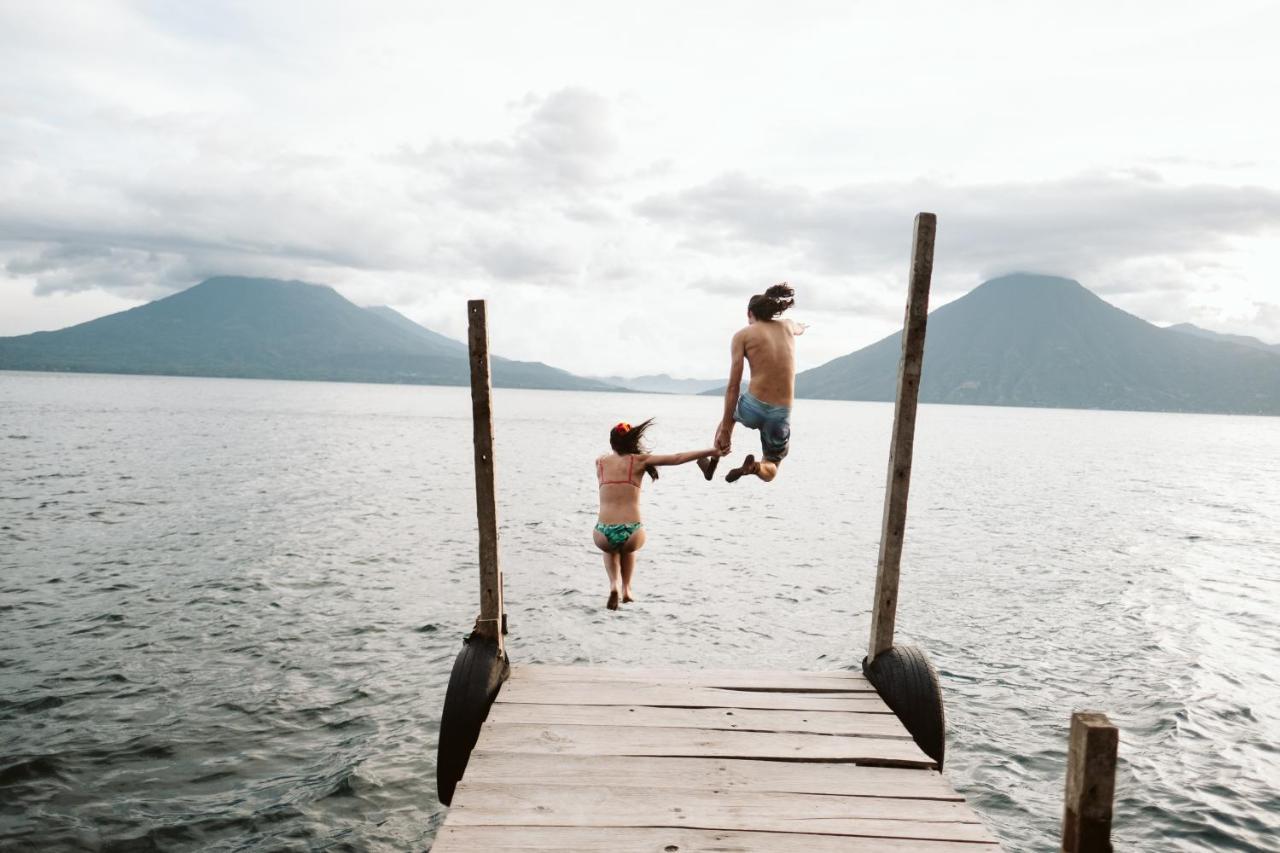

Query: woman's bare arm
642,448,721,467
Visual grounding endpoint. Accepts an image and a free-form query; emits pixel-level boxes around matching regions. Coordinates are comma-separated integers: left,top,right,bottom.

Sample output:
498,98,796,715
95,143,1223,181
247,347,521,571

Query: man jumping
698,283,804,483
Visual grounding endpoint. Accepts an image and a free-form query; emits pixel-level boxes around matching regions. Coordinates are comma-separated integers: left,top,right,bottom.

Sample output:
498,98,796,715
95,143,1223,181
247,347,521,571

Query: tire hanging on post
863,643,946,768
435,634,509,806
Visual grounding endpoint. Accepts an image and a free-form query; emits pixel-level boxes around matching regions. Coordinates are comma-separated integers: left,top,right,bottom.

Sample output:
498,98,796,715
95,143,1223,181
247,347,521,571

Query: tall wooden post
467,299,504,655
1062,711,1119,852
868,212,936,662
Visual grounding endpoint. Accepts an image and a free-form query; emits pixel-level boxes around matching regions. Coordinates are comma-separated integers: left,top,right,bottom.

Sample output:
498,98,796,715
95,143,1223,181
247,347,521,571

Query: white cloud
638,171,1280,280
2,1,1279,373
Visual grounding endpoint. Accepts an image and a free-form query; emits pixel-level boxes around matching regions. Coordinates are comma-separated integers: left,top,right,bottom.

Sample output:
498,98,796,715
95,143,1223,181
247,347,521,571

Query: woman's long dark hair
748,282,795,321
609,418,659,481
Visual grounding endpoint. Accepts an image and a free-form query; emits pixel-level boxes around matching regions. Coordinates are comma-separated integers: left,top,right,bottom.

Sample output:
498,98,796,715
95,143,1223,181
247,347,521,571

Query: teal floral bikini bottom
594,522,642,550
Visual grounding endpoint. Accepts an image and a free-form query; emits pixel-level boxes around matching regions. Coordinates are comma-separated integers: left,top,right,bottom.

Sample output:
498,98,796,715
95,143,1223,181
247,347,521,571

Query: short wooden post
467,299,504,654
1062,711,1119,853
868,212,936,662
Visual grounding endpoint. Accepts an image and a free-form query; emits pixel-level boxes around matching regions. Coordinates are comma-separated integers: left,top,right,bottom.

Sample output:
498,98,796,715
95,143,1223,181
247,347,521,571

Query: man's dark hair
609,418,658,481
748,283,795,321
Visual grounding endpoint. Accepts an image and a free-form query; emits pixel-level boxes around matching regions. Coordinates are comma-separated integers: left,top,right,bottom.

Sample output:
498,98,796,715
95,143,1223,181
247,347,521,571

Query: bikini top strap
598,453,641,487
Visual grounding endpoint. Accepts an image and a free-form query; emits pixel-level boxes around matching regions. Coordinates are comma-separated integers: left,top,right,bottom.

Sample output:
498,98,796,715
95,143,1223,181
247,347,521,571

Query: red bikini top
597,455,640,488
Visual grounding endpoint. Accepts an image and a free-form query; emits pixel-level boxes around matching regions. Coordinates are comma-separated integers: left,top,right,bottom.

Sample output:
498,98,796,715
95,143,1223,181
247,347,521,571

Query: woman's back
597,453,643,524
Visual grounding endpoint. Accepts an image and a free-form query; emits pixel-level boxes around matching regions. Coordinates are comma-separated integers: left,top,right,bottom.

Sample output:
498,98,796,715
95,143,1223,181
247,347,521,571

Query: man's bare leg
602,551,621,610
726,454,780,483
620,551,637,603
725,454,757,483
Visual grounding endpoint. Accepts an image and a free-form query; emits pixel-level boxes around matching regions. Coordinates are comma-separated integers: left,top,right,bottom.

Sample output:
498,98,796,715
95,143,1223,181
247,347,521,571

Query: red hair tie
614,421,631,433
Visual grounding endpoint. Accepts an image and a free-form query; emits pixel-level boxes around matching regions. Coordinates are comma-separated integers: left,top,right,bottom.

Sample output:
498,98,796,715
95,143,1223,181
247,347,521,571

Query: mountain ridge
6,273,1279,414
592,373,724,395
1165,322,1280,354
0,276,620,392
791,273,1280,415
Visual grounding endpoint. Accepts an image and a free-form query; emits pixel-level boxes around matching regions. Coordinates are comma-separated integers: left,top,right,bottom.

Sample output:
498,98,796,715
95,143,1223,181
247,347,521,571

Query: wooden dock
431,664,999,851
434,214,1122,852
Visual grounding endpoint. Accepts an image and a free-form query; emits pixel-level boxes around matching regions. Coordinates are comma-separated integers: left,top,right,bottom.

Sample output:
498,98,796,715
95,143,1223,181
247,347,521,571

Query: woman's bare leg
601,551,621,609
619,528,645,603
595,530,623,610
621,551,637,602
755,460,778,482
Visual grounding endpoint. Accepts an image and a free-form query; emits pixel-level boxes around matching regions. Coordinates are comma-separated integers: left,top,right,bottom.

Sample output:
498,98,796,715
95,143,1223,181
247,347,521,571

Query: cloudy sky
2,1,1277,377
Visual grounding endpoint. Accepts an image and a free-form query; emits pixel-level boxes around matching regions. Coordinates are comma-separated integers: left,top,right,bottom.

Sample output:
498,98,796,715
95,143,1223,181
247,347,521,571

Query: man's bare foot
607,589,619,611
622,589,634,603
725,454,757,483
696,456,719,481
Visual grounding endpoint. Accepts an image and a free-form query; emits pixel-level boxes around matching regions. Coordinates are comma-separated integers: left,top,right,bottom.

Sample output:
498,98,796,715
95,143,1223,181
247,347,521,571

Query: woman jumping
594,419,724,611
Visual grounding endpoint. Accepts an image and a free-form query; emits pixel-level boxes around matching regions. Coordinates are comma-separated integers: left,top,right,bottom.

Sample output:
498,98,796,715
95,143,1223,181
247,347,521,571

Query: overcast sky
2,1,1278,377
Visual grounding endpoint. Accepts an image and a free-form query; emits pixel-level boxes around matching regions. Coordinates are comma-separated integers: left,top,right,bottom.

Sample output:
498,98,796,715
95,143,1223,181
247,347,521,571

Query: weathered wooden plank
485,702,912,739
512,665,875,693
432,825,999,852
514,665,871,681
869,212,935,660
472,723,933,767
462,753,963,800
497,679,893,713
432,819,998,845
447,783,994,842
466,299,504,649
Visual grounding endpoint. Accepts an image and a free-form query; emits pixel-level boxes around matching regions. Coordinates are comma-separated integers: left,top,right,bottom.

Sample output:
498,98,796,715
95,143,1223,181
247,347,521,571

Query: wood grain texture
466,299,503,648
1062,711,1118,852
485,701,912,738
447,782,994,841
868,212,935,659
462,753,963,799
511,664,875,692
437,662,995,848
472,722,934,767
496,679,893,713
432,825,999,852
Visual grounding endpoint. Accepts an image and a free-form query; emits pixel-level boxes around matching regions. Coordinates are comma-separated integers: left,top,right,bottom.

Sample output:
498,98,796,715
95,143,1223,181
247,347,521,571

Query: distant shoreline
6,367,1276,418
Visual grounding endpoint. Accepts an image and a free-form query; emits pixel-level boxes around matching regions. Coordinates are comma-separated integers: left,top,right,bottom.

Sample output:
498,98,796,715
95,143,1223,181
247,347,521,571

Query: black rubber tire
436,635,509,805
862,644,946,768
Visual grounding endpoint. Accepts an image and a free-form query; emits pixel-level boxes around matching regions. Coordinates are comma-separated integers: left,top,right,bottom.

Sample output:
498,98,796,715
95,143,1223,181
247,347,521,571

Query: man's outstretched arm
715,331,746,452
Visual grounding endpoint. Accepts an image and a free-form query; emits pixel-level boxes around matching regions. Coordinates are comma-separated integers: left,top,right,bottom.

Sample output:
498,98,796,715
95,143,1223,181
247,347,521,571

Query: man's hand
714,421,733,454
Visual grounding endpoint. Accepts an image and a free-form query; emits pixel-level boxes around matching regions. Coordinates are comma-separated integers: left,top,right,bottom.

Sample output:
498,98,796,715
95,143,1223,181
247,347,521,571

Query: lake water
1,371,1277,852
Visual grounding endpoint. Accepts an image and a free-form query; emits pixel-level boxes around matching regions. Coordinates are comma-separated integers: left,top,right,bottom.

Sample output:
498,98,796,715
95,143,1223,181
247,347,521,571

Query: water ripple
0,373,1277,851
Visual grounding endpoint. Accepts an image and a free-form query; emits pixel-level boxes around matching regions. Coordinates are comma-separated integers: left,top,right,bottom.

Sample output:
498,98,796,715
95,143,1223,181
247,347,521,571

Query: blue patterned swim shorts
734,391,791,462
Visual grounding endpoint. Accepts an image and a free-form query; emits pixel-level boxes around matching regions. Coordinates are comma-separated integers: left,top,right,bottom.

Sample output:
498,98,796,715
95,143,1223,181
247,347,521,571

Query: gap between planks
496,680,892,714
511,664,876,693
437,664,997,849
472,722,934,767
485,701,913,739
431,825,1000,852
446,781,996,843
462,753,963,801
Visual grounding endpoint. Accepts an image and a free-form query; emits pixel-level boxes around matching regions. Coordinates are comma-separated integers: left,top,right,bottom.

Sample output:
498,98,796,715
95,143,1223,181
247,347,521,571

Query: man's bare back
739,318,801,408
704,283,803,484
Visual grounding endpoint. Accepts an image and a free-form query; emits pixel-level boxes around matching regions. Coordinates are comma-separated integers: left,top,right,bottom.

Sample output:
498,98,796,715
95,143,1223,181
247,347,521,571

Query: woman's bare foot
622,588,634,603
696,456,719,481
607,589,619,611
725,454,757,483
